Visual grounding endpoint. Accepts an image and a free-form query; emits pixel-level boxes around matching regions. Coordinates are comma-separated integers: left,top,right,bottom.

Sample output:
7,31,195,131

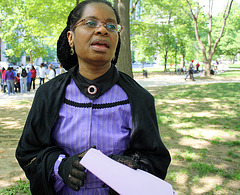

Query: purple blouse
4,71,15,81
51,79,132,194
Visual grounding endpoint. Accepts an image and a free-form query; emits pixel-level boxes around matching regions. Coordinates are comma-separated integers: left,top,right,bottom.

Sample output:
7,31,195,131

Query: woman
16,0,171,194
39,63,46,85
48,64,56,80
59,63,66,74
30,65,37,90
4,67,15,95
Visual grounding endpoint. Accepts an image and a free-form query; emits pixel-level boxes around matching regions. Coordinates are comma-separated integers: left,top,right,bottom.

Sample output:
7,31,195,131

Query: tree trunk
180,54,184,67
76,0,79,5
164,46,168,71
114,0,133,77
30,51,33,65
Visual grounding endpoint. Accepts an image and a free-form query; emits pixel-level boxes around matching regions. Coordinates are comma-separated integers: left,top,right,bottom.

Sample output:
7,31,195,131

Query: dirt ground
0,94,33,188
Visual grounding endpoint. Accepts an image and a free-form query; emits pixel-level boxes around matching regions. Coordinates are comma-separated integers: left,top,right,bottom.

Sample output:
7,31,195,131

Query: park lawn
218,71,240,78
150,82,240,194
228,63,240,69
1,82,240,194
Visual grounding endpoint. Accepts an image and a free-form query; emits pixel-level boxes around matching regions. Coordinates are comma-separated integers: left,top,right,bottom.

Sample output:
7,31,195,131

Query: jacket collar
69,64,119,100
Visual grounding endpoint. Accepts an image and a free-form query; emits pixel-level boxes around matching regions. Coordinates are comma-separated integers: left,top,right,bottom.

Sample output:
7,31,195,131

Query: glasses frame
71,18,123,33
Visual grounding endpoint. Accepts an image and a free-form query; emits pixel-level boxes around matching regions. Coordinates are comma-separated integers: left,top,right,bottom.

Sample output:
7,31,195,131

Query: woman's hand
58,146,96,191
109,155,139,169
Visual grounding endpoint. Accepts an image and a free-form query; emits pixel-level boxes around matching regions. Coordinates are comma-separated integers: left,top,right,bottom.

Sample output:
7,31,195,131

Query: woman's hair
57,0,121,70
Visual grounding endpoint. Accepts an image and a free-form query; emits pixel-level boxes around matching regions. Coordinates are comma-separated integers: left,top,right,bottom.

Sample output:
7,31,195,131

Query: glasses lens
85,19,98,28
106,23,118,32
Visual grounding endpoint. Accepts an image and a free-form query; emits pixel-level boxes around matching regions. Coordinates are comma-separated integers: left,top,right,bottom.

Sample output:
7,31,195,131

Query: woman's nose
95,24,109,36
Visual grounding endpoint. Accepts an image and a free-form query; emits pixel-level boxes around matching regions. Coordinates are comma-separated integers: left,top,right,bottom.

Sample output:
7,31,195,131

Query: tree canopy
0,0,239,73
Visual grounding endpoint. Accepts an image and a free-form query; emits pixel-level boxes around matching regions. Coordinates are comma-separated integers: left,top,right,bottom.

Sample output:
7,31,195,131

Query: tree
114,0,133,77
214,2,240,60
0,0,74,64
131,1,175,71
185,0,234,76
132,0,195,71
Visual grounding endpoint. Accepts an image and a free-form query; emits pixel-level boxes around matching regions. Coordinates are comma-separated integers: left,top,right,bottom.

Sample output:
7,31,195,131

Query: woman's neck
78,62,111,80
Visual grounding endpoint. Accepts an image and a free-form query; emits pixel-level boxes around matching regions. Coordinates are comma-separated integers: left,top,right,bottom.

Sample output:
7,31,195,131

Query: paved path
1,73,240,102
135,73,240,88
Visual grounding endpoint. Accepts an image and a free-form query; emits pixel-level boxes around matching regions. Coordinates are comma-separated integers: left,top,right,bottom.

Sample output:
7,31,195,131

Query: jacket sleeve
15,74,70,195
118,72,171,180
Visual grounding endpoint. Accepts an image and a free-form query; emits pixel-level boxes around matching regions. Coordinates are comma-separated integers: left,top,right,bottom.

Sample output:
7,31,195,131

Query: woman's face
68,3,119,67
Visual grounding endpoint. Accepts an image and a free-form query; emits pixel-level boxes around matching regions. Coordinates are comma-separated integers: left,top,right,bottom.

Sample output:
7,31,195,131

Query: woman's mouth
91,39,110,52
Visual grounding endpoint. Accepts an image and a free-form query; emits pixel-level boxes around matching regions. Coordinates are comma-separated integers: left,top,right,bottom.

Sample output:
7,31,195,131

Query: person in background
48,64,55,80
12,67,17,77
18,64,28,93
30,65,37,90
27,68,31,92
185,60,195,81
4,67,15,95
16,0,171,194
214,59,219,74
59,63,66,74
39,63,46,85
196,62,200,72
14,74,20,93
0,67,6,93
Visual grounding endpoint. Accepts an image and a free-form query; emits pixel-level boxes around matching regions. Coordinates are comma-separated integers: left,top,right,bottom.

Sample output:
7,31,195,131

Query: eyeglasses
71,18,123,33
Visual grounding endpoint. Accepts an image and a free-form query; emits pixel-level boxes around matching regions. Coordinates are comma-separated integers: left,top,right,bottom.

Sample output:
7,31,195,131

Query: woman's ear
67,31,74,47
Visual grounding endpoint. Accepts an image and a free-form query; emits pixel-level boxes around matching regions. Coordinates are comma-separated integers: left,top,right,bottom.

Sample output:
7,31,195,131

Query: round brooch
87,85,97,95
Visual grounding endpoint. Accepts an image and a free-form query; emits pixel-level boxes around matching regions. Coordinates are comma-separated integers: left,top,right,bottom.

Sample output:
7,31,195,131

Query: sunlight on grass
177,128,238,140
218,71,240,78
0,117,22,130
191,176,224,194
154,82,240,194
179,137,211,149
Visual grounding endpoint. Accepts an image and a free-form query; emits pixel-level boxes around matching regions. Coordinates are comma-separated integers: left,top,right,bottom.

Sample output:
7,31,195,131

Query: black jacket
16,66,171,195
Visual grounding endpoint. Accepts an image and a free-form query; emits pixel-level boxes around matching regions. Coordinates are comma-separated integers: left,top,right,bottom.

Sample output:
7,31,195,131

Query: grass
228,63,240,68
0,179,30,194
1,71,240,194
150,81,240,194
217,71,240,78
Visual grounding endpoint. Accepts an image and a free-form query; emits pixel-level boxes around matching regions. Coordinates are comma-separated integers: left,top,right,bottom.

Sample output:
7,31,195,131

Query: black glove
109,155,139,169
108,155,139,195
58,146,96,191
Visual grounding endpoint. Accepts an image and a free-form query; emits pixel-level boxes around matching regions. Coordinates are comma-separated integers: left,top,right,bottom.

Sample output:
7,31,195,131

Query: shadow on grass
151,83,240,194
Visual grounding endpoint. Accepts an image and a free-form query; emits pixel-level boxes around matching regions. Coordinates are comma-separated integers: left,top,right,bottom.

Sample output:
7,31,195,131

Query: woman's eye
107,23,117,31
86,20,97,27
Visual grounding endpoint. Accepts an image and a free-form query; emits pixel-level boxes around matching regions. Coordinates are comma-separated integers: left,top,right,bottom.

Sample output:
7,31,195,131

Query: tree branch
210,0,234,58
186,0,207,61
131,0,140,14
208,0,213,56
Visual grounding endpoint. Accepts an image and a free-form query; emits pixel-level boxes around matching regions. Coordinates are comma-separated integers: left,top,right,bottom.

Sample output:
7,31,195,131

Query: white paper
80,148,176,195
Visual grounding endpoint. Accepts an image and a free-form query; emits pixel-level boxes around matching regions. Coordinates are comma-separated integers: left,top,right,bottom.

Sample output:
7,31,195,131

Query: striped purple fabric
51,79,132,194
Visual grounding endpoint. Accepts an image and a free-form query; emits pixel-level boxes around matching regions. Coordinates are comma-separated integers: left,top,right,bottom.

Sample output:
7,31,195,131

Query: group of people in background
0,62,65,95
